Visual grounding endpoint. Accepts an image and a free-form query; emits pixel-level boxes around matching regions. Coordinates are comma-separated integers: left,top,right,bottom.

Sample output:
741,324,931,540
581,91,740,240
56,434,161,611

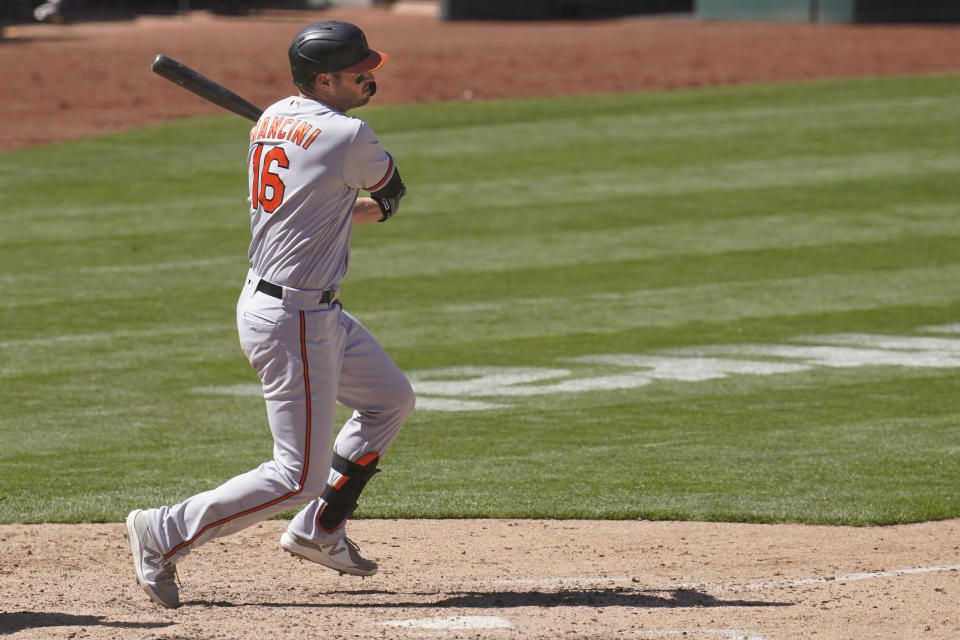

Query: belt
255,279,336,304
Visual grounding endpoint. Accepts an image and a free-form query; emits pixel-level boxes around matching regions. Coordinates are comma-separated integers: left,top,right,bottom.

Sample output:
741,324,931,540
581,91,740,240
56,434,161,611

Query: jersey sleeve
343,121,395,191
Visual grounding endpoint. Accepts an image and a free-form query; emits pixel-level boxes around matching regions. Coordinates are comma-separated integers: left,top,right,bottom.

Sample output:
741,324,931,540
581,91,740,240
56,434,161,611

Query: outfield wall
6,0,693,22
438,0,692,20
696,0,960,23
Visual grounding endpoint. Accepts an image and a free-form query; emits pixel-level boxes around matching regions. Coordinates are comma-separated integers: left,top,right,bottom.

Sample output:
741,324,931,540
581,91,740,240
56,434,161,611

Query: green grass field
2,74,959,526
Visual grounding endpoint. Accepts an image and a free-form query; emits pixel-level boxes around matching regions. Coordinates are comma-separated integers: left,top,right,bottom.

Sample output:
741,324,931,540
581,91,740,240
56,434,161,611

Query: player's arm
352,197,384,225
345,123,407,224
353,165,406,225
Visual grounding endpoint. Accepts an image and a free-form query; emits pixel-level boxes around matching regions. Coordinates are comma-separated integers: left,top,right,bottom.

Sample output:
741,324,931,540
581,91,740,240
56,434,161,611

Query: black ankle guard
318,452,380,532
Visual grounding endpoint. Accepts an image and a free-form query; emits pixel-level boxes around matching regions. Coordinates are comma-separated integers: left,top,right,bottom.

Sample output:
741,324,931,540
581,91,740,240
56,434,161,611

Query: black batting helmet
288,21,388,88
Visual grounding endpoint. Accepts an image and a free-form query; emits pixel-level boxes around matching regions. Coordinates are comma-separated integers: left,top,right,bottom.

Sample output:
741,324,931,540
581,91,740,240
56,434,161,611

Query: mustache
365,81,377,96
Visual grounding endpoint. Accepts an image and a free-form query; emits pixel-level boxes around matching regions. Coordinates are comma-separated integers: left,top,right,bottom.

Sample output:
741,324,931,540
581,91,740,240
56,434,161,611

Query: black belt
256,279,336,304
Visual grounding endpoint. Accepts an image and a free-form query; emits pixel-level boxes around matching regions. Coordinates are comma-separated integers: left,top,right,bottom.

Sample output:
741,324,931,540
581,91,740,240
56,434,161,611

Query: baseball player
125,21,414,609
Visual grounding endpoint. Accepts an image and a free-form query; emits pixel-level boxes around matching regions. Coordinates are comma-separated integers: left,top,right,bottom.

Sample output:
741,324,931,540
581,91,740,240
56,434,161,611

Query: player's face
333,71,377,111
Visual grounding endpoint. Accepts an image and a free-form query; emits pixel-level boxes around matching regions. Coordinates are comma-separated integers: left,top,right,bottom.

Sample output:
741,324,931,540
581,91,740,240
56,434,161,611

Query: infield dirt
1,5,959,639
2,519,959,639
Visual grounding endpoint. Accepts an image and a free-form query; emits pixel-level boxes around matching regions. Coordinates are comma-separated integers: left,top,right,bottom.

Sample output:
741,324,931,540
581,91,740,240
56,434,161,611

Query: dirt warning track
2,6,960,151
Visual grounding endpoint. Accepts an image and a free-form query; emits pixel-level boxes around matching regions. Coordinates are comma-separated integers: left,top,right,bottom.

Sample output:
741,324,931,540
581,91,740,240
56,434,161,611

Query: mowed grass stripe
393,94,955,156
349,201,960,277
402,150,960,214
352,264,960,347
5,156,956,286
0,195,239,222
4,231,956,334
10,146,956,244
2,195,956,307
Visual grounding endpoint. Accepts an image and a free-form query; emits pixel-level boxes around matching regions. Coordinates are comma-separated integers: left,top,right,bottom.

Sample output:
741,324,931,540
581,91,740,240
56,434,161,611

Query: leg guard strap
317,452,380,532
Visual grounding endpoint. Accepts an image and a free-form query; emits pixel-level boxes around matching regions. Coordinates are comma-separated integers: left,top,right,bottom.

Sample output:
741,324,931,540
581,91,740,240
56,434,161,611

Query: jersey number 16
251,143,288,213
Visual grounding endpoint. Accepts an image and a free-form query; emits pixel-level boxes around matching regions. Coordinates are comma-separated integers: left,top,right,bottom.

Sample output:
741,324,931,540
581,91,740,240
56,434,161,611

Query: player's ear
315,72,336,89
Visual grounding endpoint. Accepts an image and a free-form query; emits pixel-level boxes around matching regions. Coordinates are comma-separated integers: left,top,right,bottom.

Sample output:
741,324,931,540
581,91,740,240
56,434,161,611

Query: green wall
697,0,814,21
697,0,959,22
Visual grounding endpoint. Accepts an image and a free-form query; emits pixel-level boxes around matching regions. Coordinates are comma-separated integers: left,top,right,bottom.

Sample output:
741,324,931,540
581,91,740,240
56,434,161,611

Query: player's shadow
0,612,172,635
189,586,789,609
435,587,788,609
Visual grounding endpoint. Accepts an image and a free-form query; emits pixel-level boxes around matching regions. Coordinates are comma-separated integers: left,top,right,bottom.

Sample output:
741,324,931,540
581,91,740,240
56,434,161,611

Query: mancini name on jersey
250,115,322,150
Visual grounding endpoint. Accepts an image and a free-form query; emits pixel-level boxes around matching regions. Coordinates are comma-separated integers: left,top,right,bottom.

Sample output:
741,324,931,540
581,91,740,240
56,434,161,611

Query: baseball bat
151,53,263,122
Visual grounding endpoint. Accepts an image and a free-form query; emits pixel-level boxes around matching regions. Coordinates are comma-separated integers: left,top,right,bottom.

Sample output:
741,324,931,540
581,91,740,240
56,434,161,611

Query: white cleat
281,530,378,576
126,509,180,608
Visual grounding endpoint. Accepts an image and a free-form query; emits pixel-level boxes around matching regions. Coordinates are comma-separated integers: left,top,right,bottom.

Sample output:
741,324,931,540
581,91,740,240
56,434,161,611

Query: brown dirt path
1,5,960,151
2,6,960,639
1,519,959,639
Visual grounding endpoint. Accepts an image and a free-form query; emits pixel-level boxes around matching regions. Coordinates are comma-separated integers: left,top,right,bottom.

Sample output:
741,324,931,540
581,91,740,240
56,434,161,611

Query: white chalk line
379,615,512,630
376,615,765,639
633,632,767,640
726,563,960,592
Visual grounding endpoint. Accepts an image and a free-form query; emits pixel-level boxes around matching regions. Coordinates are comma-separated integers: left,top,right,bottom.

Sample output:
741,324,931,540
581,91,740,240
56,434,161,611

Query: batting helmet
288,21,388,87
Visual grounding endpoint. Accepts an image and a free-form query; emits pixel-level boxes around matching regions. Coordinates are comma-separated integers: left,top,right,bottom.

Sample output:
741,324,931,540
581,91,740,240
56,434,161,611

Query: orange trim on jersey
365,154,394,192
163,311,313,559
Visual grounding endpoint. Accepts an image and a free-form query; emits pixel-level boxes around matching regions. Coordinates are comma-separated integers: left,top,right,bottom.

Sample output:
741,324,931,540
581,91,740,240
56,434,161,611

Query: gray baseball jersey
247,96,396,289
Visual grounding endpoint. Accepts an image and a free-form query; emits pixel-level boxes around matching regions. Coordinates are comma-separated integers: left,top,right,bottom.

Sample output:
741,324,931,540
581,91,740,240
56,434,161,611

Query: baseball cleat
126,509,180,609
280,530,378,576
